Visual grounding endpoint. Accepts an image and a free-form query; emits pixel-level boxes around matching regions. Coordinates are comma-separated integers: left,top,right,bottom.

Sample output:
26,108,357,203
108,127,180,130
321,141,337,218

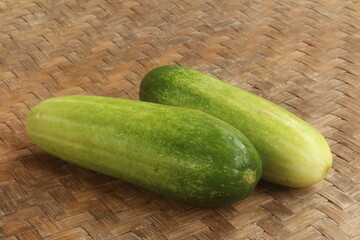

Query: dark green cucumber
140,66,332,187
26,95,262,207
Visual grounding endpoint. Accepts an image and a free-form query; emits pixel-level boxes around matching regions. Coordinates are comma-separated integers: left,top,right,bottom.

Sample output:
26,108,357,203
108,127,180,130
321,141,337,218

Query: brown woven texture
1,0,359,239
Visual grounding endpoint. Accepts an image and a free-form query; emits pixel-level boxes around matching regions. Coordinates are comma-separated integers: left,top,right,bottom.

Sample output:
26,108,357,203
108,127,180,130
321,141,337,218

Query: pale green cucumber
26,95,262,207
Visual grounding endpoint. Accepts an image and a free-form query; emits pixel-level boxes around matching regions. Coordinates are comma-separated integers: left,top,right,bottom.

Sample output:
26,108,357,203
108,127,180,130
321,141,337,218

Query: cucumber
26,95,262,207
139,66,332,187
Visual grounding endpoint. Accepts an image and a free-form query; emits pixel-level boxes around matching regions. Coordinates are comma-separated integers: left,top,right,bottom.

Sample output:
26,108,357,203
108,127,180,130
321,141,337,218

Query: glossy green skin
140,66,333,187
26,95,262,207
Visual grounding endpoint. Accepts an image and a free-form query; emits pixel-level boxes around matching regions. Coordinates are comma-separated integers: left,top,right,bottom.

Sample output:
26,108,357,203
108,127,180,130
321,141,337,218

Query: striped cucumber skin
26,95,262,207
139,66,332,187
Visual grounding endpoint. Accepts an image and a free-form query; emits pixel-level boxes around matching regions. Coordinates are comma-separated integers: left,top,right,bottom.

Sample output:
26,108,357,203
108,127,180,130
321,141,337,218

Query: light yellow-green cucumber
139,66,332,187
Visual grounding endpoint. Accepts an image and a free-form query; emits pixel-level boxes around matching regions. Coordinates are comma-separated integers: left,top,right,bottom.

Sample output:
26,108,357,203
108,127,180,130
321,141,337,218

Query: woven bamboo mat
1,0,360,239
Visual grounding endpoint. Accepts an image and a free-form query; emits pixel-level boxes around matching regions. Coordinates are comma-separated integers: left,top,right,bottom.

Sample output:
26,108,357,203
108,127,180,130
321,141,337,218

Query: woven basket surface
1,0,360,239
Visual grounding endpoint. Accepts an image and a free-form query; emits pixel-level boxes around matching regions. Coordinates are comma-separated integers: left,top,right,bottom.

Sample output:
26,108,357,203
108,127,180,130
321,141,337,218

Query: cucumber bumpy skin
139,65,332,187
26,95,262,207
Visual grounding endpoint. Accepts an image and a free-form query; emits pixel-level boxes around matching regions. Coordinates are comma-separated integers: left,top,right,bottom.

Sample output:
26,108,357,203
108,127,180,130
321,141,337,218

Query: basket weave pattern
1,0,360,239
